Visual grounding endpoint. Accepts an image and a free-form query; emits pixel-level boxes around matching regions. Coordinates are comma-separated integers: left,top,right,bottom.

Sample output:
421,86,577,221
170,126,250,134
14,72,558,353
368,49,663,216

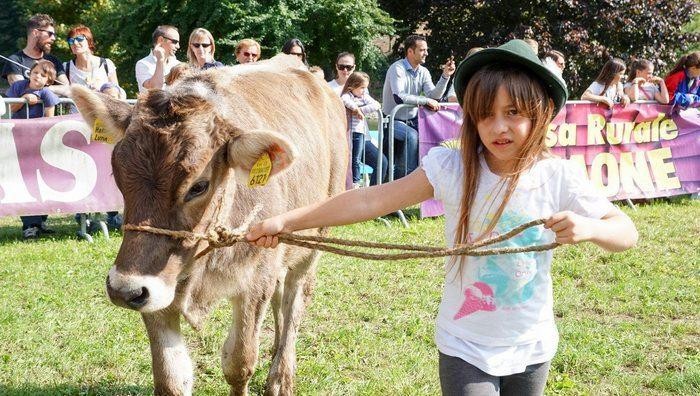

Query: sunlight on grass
0,199,698,395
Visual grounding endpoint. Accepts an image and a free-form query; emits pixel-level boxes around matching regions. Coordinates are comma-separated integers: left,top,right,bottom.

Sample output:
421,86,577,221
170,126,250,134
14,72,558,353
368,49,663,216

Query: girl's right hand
246,216,287,248
633,77,646,85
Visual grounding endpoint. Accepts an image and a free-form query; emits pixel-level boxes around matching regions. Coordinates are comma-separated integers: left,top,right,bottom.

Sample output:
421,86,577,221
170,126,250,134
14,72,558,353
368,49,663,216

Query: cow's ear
227,129,296,181
71,85,131,143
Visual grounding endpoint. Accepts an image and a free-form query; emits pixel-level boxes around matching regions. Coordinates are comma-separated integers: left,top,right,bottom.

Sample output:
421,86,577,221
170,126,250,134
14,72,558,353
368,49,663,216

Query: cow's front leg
142,310,193,396
222,281,275,396
265,252,320,396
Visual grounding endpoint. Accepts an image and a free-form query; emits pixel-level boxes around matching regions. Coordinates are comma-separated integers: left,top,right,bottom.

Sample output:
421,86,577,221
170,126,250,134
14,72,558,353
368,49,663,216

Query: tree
380,0,699,96
1,0,393,95
96,0,394,95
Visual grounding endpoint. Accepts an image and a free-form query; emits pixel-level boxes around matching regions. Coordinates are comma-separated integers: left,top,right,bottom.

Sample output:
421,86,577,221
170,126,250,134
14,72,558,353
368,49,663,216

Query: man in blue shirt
382,35,455,179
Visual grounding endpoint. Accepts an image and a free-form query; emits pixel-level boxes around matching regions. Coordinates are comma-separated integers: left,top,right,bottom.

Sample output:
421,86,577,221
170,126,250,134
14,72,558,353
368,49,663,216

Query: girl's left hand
544,211,594,245
620,95,631,106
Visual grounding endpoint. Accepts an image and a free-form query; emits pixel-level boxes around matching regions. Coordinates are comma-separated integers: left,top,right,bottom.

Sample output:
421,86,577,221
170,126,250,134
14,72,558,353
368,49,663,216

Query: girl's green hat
453,39,568,113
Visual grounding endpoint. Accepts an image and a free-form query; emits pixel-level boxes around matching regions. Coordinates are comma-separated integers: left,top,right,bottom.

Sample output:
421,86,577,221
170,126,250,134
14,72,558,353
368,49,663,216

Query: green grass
0,199,698,395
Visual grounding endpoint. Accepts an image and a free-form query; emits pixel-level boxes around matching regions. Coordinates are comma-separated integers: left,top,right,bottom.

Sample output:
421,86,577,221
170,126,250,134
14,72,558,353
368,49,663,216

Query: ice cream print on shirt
454,211,545,320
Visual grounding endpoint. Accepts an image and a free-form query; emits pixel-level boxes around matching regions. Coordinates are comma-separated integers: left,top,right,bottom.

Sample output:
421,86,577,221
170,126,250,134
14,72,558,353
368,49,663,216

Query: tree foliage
1,0,393,95
380,0,699,96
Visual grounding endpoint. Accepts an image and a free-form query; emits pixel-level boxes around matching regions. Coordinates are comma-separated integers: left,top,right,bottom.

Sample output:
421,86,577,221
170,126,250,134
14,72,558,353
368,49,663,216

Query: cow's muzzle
106,276,150,309
105,266,175,312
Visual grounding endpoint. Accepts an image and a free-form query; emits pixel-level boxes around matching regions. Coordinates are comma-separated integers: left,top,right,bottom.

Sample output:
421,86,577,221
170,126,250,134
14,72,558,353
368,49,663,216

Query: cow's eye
185,180,209,202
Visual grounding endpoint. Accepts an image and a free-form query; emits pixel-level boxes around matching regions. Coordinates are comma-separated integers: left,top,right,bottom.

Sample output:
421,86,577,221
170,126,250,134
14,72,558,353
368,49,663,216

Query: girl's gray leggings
438,352,550,396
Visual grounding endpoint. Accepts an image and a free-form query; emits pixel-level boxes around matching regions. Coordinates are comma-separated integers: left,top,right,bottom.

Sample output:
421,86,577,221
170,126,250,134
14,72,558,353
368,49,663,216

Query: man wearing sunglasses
135,25,182,93
2,14,68,89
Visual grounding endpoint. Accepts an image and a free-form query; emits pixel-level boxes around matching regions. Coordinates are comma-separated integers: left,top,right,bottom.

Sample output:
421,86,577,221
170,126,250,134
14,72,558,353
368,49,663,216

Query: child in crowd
664,51,700,109
624,59,669,104
247,40,638,394
164,63,190,86
6,60,59,118
5,60,60,240
99,82,126,100
581,58,630,108
340,72,387,187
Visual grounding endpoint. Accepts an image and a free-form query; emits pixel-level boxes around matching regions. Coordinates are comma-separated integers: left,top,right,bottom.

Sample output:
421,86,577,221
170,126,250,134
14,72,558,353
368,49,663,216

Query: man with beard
1,14,67,239
2,14,68,90
382,35,455,179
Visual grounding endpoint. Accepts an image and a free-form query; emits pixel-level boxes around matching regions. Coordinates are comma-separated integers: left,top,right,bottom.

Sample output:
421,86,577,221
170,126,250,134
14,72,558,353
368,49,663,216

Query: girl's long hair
594,58,626,92
667,51,700,76
341,72,369,95
453,64,554,252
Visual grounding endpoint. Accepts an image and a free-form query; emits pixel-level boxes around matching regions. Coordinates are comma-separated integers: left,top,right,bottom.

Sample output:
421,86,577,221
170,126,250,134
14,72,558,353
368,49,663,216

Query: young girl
664,51,700,109
247,40,638,395
581,58,631,108
340,72,387,187
624,59,670,104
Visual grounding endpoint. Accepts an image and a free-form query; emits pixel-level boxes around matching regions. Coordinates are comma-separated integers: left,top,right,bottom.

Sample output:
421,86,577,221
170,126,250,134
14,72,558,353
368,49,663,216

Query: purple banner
418,103,700,218
0,114,122,217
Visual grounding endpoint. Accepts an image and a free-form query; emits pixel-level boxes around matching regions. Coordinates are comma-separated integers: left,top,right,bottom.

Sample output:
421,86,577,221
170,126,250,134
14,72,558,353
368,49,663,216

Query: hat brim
454,42,568,114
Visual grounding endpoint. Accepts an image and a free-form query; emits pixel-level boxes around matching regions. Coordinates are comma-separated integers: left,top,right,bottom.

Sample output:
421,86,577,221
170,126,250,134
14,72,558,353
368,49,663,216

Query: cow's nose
106,276,150,309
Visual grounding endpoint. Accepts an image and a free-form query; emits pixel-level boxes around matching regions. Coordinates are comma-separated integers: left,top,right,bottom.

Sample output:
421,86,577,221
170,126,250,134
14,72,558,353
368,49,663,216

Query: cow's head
72,80,295,313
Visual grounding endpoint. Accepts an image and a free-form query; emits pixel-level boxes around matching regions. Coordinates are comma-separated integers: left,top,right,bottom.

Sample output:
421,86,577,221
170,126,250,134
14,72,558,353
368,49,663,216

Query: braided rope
122,215,559,261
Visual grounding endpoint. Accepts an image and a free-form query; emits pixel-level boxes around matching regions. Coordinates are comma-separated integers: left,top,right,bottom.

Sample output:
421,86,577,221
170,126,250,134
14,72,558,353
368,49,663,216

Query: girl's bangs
465,65,548,123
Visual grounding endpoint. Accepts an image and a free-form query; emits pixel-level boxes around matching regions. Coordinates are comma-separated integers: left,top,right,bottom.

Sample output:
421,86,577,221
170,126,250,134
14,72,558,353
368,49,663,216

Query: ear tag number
91,118,115,144
248,152,272,187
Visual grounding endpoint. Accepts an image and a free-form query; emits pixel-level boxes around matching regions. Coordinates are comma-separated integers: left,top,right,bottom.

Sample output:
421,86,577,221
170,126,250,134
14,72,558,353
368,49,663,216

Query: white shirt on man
135,51,180,93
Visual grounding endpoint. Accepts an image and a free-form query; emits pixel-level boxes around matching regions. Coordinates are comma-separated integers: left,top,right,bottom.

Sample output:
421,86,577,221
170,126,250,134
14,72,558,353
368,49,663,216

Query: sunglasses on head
337,64,355,71
67,35,86,46
243,51,259,58
162,35,179,45
191,43,211,48
37,28,55,37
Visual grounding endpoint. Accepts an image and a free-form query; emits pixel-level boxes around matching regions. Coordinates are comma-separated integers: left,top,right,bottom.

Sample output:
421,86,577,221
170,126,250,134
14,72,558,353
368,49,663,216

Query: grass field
0,198,698,395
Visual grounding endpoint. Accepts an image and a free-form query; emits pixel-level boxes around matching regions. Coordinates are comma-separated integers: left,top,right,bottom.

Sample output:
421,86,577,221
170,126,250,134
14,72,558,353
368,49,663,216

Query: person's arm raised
246,169,434,247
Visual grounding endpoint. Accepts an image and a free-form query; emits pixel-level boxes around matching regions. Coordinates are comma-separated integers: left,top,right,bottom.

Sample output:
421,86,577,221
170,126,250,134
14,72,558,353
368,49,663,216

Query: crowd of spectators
2,13,699,240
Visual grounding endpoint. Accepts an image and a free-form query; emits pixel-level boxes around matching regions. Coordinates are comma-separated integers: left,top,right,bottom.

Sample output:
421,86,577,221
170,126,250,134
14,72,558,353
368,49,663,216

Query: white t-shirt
328,79,343,96
422,147,615,376
624,82,660,101
586,81,623,101
64,57,116,91
135,51,181,93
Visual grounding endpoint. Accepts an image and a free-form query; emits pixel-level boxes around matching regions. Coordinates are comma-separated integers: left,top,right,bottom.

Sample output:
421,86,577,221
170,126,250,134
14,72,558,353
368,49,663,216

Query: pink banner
418,103,700,218
0,114,122,217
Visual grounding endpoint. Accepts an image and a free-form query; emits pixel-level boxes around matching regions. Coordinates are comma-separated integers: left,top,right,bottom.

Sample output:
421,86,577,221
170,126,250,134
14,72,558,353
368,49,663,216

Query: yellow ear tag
248,152,272,187
91,118,115,144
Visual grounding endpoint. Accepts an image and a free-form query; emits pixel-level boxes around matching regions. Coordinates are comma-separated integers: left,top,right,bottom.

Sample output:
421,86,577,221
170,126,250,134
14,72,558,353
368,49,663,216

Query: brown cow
71,55,347,395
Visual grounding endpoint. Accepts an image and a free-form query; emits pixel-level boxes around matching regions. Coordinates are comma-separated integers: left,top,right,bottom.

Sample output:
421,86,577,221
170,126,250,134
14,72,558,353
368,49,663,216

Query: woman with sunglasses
328,52,356,95
64,24,124,99
281,38,309,66
187,28,223,70
235,39,261,64
65,25,124,232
